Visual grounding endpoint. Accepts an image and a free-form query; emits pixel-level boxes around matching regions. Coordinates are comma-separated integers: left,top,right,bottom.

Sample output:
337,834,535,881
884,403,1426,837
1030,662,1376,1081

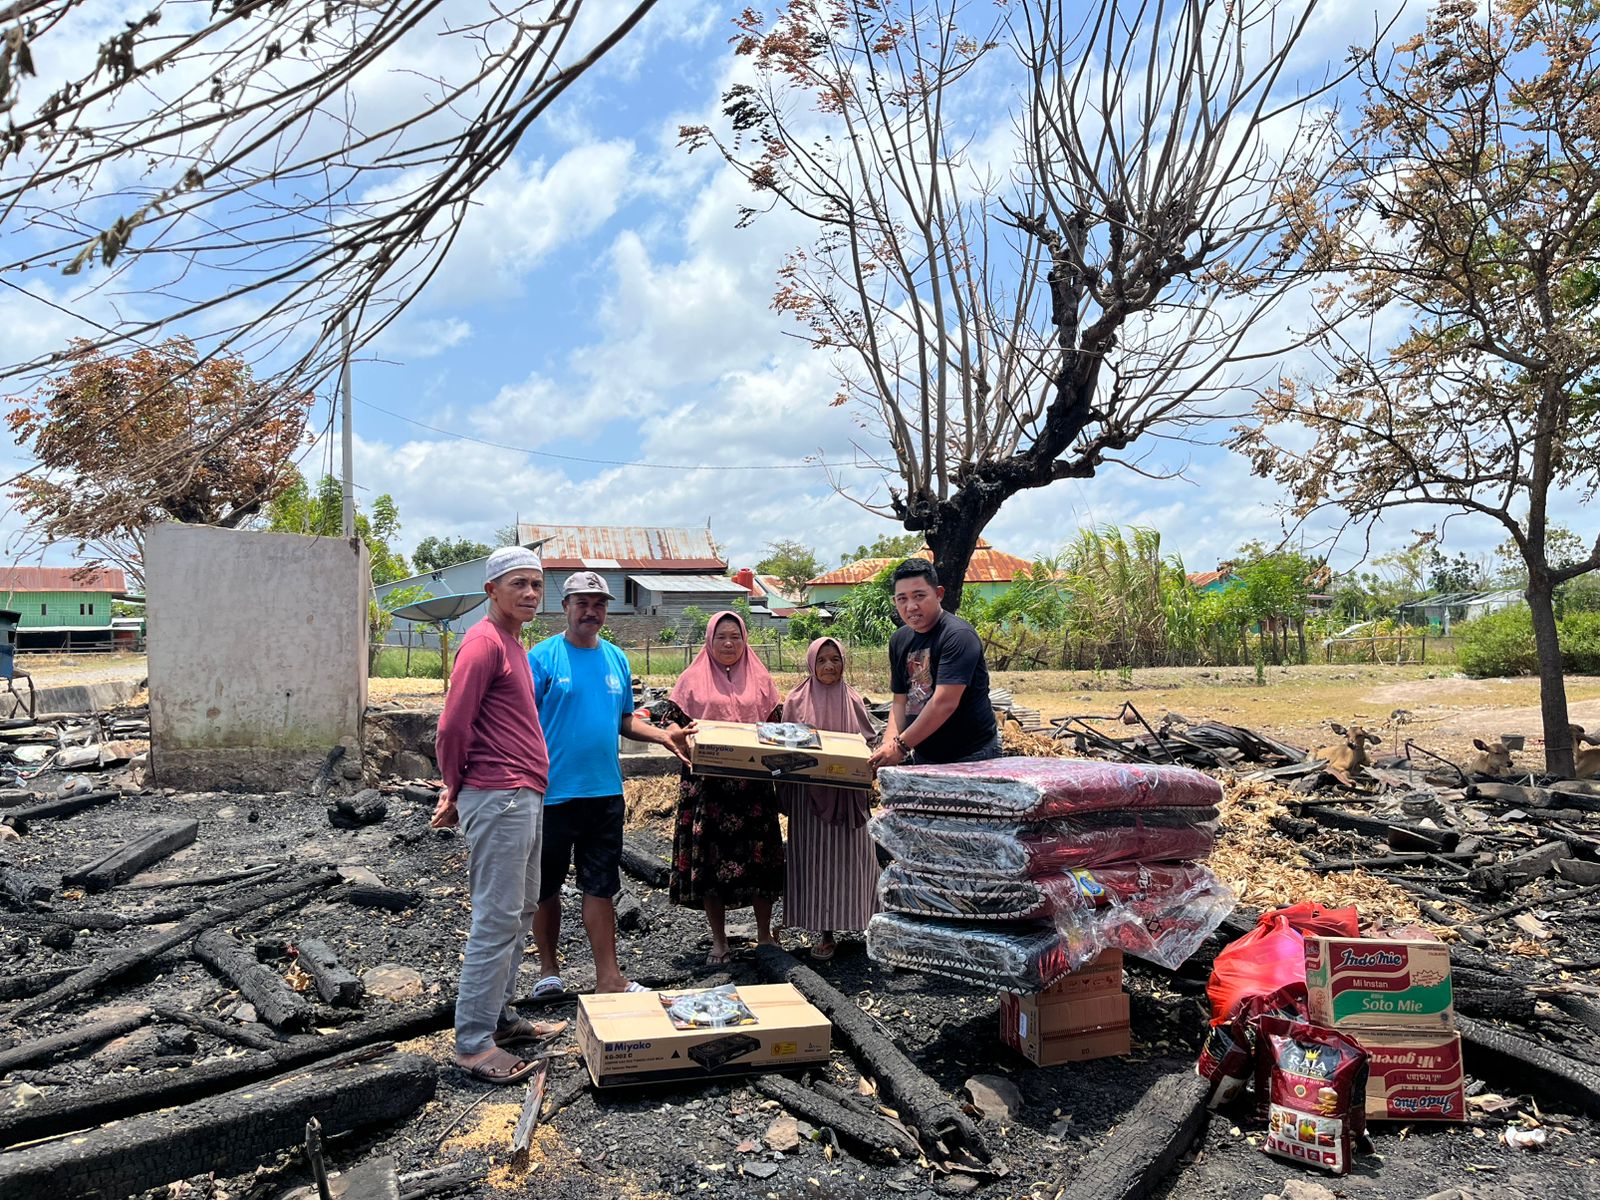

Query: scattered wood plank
1057,1071,1211,1200
4,869,338,1022
296,938,365,1006
1457,1014,1600,1117
0,789,119,830
753,943,990,1162
619,835,670,888
63,819,199,892
509,1058,548,1167
328,792,389,830
122,863,281,891
752,1073,919,1163
0,1049,437,1200
398,1164,486,1200
0,967,75,1003
0,1008,151,1077
1296,804,1460,851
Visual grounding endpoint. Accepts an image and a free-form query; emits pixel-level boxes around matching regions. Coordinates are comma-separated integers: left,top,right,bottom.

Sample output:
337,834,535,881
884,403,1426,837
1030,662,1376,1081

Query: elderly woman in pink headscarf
780,637,880,962
664,611,785,964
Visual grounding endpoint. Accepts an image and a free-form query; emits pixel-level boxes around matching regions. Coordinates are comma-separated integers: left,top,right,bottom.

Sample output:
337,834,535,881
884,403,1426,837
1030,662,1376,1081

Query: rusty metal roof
517,524,725,571
1186,569,1237,589
806,538,1031,587
0,566,127,593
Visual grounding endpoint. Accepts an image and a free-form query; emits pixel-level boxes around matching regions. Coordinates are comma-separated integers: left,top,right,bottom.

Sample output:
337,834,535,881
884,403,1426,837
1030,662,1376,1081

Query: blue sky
0,1,1584,579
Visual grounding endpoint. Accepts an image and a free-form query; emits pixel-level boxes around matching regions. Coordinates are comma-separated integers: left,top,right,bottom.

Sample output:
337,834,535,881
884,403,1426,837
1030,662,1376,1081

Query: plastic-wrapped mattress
865,913,1075,991
877,755,1221,818
874,861,1235,975
868,806,1218,878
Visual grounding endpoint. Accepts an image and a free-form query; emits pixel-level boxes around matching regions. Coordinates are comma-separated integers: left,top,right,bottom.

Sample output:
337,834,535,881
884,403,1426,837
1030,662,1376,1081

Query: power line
356,398,825,472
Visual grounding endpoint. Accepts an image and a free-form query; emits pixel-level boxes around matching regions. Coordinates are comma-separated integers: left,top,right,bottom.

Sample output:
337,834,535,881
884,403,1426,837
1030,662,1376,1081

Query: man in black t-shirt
868,559,1000,769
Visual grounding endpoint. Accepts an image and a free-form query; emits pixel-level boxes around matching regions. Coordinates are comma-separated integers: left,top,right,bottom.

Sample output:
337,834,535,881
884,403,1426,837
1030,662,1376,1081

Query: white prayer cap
485,546,543,582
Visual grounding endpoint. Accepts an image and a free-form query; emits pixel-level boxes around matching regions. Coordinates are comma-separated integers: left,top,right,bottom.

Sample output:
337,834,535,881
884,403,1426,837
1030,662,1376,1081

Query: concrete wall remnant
147,524,368,791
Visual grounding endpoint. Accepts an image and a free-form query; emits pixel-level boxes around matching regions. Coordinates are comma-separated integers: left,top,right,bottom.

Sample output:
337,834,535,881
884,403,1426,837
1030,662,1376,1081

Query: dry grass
369,675,445,704
624,775,678,828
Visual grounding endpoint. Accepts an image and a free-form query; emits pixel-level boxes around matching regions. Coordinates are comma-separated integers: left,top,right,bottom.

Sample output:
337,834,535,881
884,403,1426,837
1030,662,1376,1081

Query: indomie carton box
1357,1029,1466,1122
1303,933,1454,1029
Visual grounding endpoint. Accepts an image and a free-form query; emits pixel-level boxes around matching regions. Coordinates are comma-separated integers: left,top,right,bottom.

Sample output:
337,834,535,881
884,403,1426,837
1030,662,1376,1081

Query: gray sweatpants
453,785,542,1056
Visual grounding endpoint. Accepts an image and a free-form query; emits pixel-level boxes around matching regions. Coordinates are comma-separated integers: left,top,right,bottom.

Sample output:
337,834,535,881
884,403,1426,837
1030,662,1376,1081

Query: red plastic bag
1205,903,1358,1025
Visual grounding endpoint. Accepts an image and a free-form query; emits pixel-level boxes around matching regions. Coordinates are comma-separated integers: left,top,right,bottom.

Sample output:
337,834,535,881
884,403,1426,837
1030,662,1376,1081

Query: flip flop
494,1017,567,1047
809,942,837,962
456,1050,540,1085
624,981,648,993
705,949,732,966
530,975,564,999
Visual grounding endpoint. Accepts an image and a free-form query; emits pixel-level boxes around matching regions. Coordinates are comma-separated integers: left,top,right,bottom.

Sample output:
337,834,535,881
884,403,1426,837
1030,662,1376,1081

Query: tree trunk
922,503,996,613
1528,577,1575,776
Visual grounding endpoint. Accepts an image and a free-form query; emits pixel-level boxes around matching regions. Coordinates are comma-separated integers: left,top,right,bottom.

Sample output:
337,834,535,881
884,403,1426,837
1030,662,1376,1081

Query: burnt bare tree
1234,0,1600,776
0,0,655,510
683,0,1344,608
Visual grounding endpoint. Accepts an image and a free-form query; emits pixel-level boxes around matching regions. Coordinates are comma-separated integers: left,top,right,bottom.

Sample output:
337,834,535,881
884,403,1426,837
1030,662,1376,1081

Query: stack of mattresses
866,757,1234,994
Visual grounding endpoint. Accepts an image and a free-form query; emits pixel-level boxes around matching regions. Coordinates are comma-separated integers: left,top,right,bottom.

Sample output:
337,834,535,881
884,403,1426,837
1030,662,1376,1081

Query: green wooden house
0,566,128,649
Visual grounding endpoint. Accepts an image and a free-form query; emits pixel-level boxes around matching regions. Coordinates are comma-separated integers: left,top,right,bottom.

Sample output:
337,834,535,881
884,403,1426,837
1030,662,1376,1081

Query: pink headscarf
670,610,780,723
782,637,876,825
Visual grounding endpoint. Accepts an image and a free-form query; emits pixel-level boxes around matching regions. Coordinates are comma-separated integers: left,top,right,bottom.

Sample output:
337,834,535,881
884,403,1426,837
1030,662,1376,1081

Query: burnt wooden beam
0,863,51,905
195,928,313,1032
4,869,338,1022
619,835,670,888
340,883,420,912
63,819,199,892
1457,1014,1600,1117
0,999,454,1149
0,789,120,831
752,1073,920,1163
296,938,364,1007
151,1004,287,1053
753,943,990,1162
0,967,75,1003
1057,1071,1210,1200
1467,842,1572,897
0,1008,151,1077
0,1049,436,1200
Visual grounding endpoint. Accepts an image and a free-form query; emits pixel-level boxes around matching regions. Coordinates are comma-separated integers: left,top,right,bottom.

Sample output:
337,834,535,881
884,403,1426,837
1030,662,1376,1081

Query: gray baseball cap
562,570,615,599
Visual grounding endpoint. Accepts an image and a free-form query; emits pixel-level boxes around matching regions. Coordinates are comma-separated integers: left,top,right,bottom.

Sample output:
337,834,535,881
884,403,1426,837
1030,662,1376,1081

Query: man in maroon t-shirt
432,545,561,1084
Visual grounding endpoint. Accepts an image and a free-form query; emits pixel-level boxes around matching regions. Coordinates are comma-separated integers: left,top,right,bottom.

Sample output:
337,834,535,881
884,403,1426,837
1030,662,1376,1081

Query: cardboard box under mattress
1303,933,1454,1029
1356,1029,1466,1121
577,983,831,1088
999,990,1131,1065
689,720,873,791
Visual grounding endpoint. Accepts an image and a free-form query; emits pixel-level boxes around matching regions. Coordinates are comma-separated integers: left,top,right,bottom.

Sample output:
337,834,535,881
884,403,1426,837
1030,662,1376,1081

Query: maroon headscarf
782,637,876,826
669,610,779,722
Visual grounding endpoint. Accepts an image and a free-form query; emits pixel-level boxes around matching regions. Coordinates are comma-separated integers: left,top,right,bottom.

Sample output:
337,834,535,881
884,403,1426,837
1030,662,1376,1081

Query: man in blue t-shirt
528,571,690,995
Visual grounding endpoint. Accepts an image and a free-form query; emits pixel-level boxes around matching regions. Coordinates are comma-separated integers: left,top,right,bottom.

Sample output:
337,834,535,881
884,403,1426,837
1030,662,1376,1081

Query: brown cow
1466,738,1514,777
1312,723,1382,774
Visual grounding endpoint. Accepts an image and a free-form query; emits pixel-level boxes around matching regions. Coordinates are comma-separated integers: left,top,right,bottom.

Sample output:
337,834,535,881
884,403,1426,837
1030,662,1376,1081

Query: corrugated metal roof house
0,566,129,649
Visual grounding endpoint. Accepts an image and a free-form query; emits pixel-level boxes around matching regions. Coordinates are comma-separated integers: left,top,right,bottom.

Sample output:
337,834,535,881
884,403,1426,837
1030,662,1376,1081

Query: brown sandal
493,1017,567,1047
456,1049,540,1085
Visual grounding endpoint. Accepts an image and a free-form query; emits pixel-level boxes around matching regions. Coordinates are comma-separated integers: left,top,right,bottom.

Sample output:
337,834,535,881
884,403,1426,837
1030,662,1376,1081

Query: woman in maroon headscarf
780,637,880,961
666,611,785,964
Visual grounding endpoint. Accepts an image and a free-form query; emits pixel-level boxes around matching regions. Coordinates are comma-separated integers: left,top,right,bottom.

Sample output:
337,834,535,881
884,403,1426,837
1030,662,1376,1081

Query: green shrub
1560,610,1600,674
1456,604,1600,677
680,606,709,643
1456,606,1537,677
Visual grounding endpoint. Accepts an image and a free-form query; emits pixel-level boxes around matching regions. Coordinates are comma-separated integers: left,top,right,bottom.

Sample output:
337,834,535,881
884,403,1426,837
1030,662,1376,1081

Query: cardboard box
1000,990,1131,1064
577,983,831,1088
1029,950,1124,1002
1304,933,1454,1029
1356,1029,1466,1122
689,720,873,791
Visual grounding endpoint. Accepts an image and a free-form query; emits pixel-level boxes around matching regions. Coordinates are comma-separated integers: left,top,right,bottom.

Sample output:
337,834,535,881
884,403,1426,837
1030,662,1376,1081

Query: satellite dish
391,593,488,625
387,593,489,694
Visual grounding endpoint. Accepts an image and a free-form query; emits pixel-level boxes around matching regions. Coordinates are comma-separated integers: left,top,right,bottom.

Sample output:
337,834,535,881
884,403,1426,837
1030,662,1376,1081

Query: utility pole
340,315,355,538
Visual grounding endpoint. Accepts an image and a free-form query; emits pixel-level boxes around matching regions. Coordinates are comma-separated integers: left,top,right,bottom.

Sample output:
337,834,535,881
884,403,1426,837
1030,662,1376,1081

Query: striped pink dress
780,638,881,935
